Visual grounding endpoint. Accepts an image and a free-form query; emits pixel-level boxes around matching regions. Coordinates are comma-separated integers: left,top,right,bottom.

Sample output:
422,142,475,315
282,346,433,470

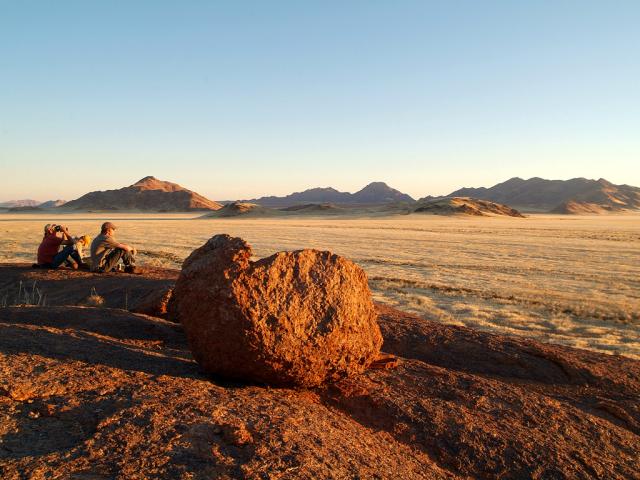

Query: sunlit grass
1,212,639,358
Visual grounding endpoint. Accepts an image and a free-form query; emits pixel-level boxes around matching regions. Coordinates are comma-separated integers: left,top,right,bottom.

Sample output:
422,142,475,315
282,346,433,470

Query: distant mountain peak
61,177,221,212
247,182,414,207
362,181,390,188
134,176,159,184
353,182,414,204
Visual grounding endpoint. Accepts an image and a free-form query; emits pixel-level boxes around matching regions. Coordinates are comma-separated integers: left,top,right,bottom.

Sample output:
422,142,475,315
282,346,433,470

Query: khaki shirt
90,233,118,271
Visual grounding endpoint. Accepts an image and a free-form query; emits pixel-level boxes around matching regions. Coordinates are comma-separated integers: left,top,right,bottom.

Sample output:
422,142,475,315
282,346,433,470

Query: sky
1,1,639,201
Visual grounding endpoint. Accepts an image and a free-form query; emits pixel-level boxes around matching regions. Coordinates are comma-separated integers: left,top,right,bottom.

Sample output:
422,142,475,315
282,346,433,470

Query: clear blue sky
1,1,639,201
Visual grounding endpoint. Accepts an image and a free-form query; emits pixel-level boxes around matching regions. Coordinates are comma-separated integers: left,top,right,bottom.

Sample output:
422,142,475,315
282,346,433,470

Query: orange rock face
170,234,383,387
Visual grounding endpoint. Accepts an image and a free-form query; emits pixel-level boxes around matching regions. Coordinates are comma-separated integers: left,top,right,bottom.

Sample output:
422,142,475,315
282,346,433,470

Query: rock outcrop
0,303,638,479
413,197,525,217
280,203,346,214
170,235,383,386
200,201,281,218
0,264,178,314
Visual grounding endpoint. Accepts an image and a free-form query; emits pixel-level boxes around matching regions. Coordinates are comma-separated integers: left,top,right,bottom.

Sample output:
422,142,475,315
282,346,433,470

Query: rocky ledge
0,265,638,479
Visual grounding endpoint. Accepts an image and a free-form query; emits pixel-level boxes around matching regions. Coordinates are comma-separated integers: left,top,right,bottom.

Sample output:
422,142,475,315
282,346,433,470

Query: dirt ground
0,267,638,479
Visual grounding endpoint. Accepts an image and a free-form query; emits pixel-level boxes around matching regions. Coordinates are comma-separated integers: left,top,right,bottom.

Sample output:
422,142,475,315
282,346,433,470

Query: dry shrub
79,287,105,308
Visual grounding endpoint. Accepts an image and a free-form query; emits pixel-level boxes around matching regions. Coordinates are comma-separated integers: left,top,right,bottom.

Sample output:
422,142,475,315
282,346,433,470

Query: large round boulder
170,234,382,387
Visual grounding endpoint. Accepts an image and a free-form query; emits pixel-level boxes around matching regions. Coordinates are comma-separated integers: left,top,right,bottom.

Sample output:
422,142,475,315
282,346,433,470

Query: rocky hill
448,177,640,213
200,202,281,218
248,182,414,207
350,182,415,204
414,197,525,217
62,177,222,212
0,265,638,478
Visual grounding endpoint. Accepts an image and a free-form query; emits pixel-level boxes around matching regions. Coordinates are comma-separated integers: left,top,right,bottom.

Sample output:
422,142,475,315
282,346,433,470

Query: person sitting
74,234,92,258
90,222,138,273
65,234,92,270
35,224,83,269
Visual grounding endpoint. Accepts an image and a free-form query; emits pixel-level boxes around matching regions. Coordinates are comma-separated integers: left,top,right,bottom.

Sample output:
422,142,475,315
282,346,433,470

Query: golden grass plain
1,212,638,359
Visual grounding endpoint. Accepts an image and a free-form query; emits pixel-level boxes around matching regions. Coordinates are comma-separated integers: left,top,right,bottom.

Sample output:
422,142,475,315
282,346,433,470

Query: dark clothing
37,234,63,264
98,248,135,272
39,244,83,269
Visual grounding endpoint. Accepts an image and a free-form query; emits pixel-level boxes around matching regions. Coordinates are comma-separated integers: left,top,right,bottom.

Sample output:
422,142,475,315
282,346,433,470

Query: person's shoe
124,265,140,274
79,262,91,271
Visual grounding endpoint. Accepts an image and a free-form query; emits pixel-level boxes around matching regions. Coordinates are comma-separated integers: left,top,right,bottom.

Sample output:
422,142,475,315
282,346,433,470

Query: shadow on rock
319,358,640,479
1,393,127,459
0,307,199,378
0,264,177,314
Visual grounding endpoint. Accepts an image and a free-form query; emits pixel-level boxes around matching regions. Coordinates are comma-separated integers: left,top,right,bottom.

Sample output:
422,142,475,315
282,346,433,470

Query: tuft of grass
1,280,46,307
80,287,105,308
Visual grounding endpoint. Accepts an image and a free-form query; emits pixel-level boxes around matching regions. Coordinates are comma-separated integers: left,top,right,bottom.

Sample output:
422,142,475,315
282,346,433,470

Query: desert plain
2,212,638,360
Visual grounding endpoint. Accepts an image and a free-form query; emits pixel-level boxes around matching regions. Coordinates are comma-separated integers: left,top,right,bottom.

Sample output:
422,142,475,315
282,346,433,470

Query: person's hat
43,223,53,232
101,221,117,232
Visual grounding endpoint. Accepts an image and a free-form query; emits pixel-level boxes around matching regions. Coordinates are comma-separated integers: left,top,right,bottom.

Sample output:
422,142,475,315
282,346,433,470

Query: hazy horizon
2,2,639,201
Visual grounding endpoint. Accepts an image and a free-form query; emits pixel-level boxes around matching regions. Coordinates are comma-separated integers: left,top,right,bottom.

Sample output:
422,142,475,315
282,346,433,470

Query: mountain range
2,176,639,214
245,182,414,207
62,176,222,212
0,199,41,208
0,199,67,210
448,177,640,213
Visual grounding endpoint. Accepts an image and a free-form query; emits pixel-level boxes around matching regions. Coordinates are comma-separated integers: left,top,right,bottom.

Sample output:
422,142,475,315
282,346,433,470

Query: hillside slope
449,177,640,212
62,177,222,212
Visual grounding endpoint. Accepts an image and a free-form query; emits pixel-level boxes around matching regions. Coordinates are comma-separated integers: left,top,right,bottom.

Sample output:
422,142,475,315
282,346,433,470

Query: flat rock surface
0,263,177,313
0,267,639,479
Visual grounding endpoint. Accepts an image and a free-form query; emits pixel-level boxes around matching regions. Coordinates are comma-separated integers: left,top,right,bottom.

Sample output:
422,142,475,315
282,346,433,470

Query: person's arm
60,226,74,245
115,242,134,252
108,236,134,253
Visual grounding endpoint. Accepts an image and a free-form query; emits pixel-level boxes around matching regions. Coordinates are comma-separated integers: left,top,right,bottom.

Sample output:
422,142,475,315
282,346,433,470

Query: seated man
90,222,138,273
36,224,83,269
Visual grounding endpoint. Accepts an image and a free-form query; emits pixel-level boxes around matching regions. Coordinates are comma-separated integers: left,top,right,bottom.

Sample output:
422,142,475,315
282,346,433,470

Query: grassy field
1,212,638,359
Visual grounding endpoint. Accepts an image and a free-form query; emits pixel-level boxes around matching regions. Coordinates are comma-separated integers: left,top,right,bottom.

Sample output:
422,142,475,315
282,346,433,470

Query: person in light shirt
90,221,138,273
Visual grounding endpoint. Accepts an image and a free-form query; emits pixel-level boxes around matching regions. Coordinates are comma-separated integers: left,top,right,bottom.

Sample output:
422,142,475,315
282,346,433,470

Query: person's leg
51,245,76,268
101,248,125,272
122,250,138,273
70,247,83,265
121,250,136,267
